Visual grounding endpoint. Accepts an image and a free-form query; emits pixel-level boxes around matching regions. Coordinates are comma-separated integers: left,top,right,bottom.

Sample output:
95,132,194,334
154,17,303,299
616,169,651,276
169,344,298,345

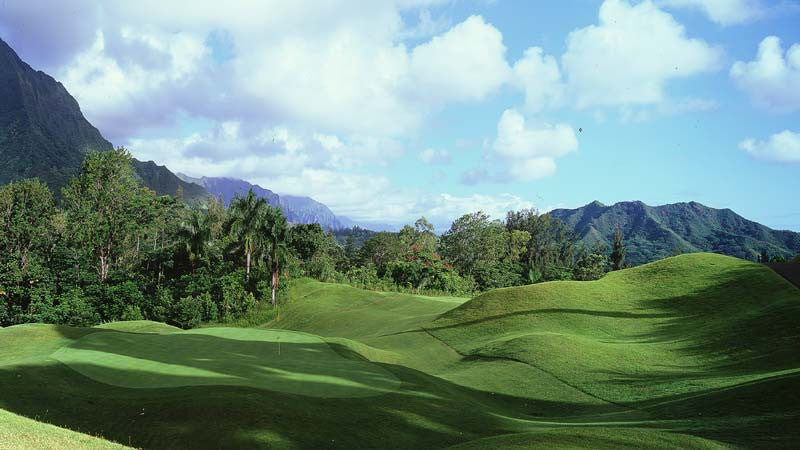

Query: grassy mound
0,254,797,448
95,320,181,334
0,408,130,449
52,327,400,398
428,253,800,445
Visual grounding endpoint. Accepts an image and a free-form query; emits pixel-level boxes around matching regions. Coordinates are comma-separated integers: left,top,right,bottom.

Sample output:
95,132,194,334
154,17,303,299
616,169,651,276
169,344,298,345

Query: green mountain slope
550,200,800,265
0,38,208,202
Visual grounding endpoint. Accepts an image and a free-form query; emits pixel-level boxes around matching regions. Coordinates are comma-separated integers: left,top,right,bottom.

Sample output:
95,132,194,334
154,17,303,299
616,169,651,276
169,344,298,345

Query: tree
0,179,55,271
261,206,289,306
440,212,529,290
574,244,608,281
177,208,212,272
359,232,403,276
228,189,268,282
759,249,770,263
288,223,326,262
610,227,626,271
62,149,147,282
506,209,577,283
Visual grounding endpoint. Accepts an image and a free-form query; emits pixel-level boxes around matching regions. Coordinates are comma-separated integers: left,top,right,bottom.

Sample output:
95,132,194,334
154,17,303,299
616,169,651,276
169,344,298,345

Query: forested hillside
551,200,800,265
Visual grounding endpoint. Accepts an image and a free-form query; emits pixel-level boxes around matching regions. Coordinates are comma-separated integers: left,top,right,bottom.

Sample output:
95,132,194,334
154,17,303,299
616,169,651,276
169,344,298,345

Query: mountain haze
177,174,346,230
550,200,800,265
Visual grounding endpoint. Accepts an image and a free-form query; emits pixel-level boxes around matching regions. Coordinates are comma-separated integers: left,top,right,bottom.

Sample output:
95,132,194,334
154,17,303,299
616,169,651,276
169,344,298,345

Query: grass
0,253,797,448
0,408,130,449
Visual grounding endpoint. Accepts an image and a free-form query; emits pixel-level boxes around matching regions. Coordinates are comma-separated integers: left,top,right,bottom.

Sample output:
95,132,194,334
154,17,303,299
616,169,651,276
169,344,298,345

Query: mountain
177,174,280,207
278,195,342,229
177,174,348,230
550,200,800,266
0,38,208,202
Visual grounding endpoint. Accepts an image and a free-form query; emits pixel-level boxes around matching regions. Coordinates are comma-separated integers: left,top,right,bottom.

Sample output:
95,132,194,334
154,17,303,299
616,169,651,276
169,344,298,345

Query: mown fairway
0,253,798,449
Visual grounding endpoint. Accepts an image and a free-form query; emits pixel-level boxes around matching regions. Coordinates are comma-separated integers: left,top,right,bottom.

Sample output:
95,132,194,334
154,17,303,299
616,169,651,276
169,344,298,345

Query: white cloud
731,36,800,112
410,15,510,103
3,2,512,140
660,0,766,25
562,0,722,109
739,130,800,163
492,109,578,182
60,29,208,140
418,148,451,165
512,47,564,112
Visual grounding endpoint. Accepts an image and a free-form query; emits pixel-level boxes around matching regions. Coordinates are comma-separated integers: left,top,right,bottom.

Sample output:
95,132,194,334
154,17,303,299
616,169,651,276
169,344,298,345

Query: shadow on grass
385,308,675,337
626,264,800,375
0,355,660,450
51,330,400,398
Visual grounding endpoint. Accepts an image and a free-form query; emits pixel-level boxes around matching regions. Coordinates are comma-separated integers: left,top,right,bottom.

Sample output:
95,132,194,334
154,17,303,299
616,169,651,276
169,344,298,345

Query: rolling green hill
550,201,800,265
0,254,797,448
0,38,208,203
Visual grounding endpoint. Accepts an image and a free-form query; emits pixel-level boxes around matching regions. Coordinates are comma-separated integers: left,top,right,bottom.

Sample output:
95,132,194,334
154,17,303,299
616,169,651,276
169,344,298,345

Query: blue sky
1,0,798,230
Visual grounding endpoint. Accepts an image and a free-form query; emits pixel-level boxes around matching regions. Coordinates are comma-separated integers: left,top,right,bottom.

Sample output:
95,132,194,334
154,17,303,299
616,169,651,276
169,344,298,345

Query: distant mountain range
176,174,337,230
175,174,397,232
550,200,800,265
0,38,207,202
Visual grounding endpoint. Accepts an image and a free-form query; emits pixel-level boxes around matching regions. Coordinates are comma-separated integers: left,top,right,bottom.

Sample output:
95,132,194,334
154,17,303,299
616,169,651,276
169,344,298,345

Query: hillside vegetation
550,201,800,265
0,253,798,448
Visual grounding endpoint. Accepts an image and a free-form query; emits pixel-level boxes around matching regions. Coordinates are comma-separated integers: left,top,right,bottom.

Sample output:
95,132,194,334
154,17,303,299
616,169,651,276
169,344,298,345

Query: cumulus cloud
2,1,511,140
512,47,564,112
739,130,800,163
731,36,800,113
561,0,722,109
492,109,578,182
659,0,766,25
61,29,209,141
410,15,510,103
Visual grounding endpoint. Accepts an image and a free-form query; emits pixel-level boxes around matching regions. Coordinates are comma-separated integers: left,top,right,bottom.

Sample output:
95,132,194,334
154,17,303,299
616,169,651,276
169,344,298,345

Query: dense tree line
1,149,633,329
0,149,289,328
307,210,622,295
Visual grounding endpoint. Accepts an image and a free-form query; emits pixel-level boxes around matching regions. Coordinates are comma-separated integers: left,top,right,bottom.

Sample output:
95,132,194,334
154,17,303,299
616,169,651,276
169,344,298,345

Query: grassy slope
0,409,130,450
0,254,796,448
429,253,800,447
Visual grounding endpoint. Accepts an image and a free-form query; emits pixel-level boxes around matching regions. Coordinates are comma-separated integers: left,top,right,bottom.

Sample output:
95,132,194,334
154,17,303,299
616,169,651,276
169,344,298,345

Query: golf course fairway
0,253,798,449
52,328,401,397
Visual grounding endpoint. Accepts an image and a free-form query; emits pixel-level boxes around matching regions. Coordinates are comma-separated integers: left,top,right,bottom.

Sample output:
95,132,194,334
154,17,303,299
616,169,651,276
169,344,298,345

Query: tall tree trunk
246,251,251,282
20,248,28,272
271,269,279,306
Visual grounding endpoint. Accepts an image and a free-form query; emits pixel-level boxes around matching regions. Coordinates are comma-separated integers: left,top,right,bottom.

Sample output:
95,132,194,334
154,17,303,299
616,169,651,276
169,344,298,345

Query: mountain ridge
550,200,800,265
0,37,208,202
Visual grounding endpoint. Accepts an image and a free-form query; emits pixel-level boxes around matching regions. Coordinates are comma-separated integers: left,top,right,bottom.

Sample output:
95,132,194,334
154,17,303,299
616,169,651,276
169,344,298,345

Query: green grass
52,327,401,397
0,407,130,449
0,253,798,448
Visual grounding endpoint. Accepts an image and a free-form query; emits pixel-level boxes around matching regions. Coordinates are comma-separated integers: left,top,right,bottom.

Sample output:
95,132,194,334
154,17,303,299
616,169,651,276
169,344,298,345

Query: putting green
51,327,401,398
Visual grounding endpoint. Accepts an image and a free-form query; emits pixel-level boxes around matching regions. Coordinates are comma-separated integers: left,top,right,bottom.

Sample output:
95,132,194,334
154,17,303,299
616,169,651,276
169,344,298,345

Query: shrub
197,291,218,322
172,295,202,329
56,288,100,327
120,305,144,321
219,272,256,321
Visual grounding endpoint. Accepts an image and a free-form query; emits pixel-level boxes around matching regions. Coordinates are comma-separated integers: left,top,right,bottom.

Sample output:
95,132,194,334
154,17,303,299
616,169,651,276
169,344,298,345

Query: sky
1,0,798,230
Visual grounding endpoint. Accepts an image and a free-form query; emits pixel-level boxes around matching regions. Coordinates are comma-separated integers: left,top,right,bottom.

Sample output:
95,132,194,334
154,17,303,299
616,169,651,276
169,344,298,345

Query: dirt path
766,263,800,289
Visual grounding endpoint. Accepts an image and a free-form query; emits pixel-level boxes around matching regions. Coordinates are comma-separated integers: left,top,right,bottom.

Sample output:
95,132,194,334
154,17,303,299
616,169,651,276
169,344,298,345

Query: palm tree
261,206,289,306
177,208,212,273
228,189,267,282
